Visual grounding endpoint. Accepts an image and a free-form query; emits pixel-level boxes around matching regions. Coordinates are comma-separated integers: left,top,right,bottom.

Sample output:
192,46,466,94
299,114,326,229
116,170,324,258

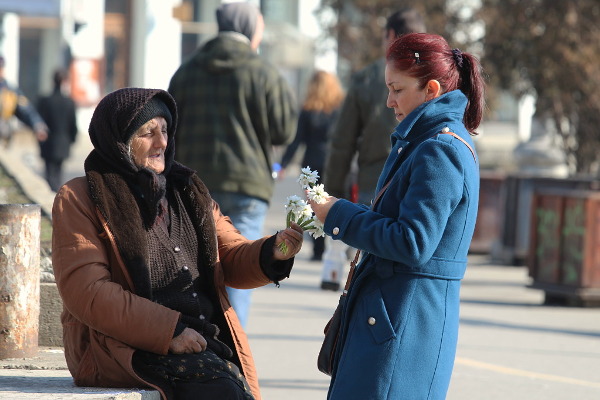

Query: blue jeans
210,192,268,328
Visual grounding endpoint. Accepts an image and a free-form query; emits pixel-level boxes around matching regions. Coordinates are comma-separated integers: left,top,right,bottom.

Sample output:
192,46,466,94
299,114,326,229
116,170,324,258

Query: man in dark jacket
37,69,78,191
323,8,426,205
169,2,297,328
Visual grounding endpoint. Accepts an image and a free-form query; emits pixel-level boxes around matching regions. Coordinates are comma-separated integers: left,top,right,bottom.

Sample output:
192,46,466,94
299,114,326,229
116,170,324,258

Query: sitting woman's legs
175,378,249,400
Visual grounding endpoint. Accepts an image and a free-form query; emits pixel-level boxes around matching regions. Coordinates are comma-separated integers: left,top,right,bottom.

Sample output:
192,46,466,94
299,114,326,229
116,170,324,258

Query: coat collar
391,90,468,145
375,90,469,193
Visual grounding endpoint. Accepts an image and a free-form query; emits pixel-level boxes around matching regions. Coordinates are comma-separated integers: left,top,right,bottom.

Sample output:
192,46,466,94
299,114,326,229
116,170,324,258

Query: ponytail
455,51,485,135
387,33,486,135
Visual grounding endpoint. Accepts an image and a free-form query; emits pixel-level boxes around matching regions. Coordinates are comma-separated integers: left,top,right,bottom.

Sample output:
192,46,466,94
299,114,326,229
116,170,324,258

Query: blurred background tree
317,0,600,175
315,0,468,78
477,0,600,175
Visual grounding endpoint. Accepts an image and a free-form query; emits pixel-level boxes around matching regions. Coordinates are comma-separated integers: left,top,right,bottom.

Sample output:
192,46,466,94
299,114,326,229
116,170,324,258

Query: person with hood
310,33,484,399
51,87,303,400
168,1,297,328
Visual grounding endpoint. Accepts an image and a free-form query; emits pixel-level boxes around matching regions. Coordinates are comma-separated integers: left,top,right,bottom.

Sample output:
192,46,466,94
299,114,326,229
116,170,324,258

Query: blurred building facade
0,0,324,108
1,0,542,174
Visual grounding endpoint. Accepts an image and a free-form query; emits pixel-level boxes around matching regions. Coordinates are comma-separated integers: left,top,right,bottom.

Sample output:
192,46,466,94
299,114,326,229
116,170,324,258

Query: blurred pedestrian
168,2,297,328
279,70,344,262
0,55,47,147
310,32,484,399
37,69,78,191
319,8,426,292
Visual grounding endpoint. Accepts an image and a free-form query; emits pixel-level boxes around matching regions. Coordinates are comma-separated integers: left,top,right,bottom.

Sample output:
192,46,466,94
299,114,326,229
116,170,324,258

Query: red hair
386,33,485,134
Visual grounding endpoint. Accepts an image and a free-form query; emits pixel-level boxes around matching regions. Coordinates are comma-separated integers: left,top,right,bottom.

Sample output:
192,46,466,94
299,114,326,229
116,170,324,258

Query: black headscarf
88,87,177,176
85,88,181,227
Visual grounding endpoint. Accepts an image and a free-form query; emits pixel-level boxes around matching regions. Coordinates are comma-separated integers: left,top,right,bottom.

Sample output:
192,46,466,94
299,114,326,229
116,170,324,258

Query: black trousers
175,378,249,400
44,159,64,192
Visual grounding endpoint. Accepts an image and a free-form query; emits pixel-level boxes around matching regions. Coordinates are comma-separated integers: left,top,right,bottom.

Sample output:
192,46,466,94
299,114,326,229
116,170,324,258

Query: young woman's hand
308,195,339,224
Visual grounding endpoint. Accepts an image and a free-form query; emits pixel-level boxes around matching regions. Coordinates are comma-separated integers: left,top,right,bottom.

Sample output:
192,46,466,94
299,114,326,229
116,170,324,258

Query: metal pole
0,204,41,359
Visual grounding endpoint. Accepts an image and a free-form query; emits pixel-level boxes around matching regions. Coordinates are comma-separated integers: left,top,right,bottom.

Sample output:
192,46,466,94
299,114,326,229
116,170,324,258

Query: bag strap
438,130,477,162
342,178,392,294
341,129,476,294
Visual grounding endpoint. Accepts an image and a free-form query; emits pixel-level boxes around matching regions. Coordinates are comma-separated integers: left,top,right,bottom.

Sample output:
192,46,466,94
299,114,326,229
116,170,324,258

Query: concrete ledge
39,283,63,347
0,370,160,400
0,348,160,400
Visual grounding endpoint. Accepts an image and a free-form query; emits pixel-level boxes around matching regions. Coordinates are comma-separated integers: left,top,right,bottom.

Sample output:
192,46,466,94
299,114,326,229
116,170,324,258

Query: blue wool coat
323,90,479,400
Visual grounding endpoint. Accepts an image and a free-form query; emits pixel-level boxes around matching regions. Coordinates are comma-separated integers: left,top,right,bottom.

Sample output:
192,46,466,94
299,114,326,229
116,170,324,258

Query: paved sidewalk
1,128,600,399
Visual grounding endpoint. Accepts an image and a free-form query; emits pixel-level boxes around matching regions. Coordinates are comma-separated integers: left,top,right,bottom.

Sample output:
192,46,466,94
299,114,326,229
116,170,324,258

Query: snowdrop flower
279,166,329,253
297,166,319,189
305,216,325,238
306,183,329,204
284,195,305,214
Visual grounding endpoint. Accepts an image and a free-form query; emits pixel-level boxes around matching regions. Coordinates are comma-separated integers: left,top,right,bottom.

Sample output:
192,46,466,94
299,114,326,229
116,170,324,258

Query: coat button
333,227,340,235
192,292,198,298
442,126,450,133
174,246,181,253
182,266,189,271
368,317,376,326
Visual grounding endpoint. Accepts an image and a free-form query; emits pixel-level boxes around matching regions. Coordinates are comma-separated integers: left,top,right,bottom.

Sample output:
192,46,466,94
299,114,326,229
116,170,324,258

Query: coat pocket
362,288,396,344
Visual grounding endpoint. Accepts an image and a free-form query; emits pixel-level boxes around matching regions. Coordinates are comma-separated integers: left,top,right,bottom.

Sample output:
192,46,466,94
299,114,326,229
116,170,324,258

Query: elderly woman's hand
169,327,207,354
273,222,303,260
308,195,339,224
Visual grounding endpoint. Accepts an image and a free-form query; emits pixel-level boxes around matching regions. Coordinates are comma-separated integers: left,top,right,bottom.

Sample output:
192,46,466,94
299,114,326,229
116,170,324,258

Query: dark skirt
133,349,255,400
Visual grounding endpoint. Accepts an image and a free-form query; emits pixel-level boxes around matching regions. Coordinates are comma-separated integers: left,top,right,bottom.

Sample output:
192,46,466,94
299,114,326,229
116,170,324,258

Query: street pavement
1,123,599,399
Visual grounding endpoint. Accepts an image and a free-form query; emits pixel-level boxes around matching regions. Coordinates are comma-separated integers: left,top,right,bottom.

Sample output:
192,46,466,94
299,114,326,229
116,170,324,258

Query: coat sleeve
52,178,179,355
323,82,363,198
280,109,307,168
213,201,273,289
265,71,297,147
14,87,46,131
324,140,466,266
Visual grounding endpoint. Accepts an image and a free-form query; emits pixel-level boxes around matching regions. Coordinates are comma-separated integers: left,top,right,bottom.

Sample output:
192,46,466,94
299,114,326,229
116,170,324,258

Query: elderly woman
51,88,303,400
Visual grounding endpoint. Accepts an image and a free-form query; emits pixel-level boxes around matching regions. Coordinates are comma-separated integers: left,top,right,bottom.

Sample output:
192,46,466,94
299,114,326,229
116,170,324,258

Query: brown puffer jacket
52,176,271,400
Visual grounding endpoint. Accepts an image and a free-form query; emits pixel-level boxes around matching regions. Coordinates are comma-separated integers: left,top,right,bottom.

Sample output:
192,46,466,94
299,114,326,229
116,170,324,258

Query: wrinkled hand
273,222,303,260
308,195,339,224
169,327,207,354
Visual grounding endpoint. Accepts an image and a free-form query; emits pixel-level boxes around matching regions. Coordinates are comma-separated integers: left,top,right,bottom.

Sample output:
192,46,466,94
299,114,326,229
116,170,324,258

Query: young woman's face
385,64,430,122
130,117,168,173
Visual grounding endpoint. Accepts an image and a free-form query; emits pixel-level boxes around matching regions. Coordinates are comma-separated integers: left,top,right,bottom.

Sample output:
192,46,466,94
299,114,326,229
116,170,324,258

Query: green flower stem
278,241,288,255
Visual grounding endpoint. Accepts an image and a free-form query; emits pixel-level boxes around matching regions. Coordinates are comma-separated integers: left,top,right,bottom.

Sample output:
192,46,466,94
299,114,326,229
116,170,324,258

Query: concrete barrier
0,204,41,359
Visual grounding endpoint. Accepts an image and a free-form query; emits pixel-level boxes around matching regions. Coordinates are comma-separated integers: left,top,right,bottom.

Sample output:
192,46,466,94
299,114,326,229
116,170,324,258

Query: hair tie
452,48,463,68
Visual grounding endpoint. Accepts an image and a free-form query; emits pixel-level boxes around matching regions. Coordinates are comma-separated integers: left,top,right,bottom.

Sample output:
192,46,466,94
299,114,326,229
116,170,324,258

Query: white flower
297,166,319,189
278,166,329,253
284,195,305,212
297,203,314,220
306,183,329,204
305,216,325,238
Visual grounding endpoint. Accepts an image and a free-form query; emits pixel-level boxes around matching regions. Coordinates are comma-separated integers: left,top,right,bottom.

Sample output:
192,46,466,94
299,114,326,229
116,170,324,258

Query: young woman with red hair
310,33,485,399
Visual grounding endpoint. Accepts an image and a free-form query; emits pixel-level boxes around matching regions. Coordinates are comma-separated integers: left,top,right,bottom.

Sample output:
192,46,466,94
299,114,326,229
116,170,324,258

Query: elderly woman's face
130,117,168,173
